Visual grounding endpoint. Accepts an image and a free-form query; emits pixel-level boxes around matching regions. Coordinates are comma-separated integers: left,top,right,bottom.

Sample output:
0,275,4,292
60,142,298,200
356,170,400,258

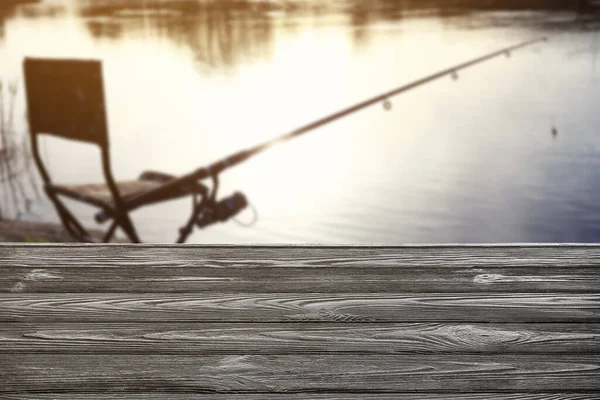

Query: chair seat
51,179,179,209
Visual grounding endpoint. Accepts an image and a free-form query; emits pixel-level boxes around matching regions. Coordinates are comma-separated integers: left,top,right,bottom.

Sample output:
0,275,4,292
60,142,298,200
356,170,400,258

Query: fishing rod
193,36,547,176
96,36,547,241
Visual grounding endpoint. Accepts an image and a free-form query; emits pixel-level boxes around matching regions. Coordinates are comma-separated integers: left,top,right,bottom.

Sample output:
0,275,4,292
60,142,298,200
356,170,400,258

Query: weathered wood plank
3,245,600,396
3,394,599,399
3,245,599,293
3,245,600,269
3,354,600,393
2,323,599,354
3,265,599,293
1,293,598,322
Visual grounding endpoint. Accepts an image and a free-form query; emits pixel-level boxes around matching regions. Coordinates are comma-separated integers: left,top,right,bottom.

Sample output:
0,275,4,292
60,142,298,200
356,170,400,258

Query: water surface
1,0,599,243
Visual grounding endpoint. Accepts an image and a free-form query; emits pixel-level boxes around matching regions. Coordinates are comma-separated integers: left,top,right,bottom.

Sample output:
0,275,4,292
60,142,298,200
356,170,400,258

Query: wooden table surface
1,244,600,399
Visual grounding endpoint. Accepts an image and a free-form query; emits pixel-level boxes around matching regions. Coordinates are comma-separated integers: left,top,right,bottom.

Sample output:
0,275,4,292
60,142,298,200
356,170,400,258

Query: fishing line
233,202,258,227
592,27,598,79
532,39,558,137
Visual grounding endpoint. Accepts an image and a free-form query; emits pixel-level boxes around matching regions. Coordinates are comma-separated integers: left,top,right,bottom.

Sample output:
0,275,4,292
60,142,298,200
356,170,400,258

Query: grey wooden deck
1,244,600,399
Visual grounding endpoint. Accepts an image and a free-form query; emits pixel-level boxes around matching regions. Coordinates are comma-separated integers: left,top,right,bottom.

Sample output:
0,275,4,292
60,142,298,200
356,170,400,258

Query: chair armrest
139,170,177,183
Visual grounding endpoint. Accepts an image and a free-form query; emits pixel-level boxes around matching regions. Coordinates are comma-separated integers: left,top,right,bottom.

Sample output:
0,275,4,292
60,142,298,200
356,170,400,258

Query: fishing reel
194,191,248,229
177,174,250,242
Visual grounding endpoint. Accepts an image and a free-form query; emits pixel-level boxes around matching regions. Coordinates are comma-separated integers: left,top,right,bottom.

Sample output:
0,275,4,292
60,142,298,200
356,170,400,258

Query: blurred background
1,0,599,243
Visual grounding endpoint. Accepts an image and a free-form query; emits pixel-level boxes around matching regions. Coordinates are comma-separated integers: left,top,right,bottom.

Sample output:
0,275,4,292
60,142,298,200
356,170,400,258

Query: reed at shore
0,219,121,242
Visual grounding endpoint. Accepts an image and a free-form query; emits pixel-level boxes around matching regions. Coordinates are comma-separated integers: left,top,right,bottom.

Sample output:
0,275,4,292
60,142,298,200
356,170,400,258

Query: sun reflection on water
1,0,599,242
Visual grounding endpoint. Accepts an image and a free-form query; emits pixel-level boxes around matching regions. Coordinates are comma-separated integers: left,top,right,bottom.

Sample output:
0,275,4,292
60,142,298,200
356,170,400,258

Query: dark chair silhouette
23,57,208,242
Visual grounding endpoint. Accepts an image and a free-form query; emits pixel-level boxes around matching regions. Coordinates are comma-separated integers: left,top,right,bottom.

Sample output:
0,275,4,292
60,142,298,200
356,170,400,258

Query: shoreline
0,219,120,242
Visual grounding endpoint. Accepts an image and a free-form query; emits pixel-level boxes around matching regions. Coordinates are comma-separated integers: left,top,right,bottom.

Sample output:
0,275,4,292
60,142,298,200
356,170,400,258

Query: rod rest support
94,170,210,224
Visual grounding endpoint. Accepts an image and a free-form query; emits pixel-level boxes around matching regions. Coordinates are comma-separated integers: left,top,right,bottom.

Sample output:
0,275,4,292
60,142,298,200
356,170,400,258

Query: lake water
1,0,600,243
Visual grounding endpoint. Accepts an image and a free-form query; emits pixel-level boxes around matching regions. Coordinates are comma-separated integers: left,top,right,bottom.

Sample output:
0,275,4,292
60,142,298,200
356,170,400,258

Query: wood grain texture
2,265,599,293
3,244,600,397
3,245,600,269
2,322,600,355
1,293,598,322
3,354,600,393
3,245,599,294
4,395,600,400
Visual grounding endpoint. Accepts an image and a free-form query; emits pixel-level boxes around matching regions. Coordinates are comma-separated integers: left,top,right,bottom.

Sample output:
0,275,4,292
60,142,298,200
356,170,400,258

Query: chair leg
47,191,92,242
115,211,141,243
103,220,118,243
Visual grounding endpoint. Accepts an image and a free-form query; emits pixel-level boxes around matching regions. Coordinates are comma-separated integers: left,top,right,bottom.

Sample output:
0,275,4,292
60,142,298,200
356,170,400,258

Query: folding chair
23,57,210,243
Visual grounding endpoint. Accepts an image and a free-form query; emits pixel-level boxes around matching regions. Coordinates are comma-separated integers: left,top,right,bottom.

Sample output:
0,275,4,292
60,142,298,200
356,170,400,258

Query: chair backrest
23,57,124,206
23,57,109,147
